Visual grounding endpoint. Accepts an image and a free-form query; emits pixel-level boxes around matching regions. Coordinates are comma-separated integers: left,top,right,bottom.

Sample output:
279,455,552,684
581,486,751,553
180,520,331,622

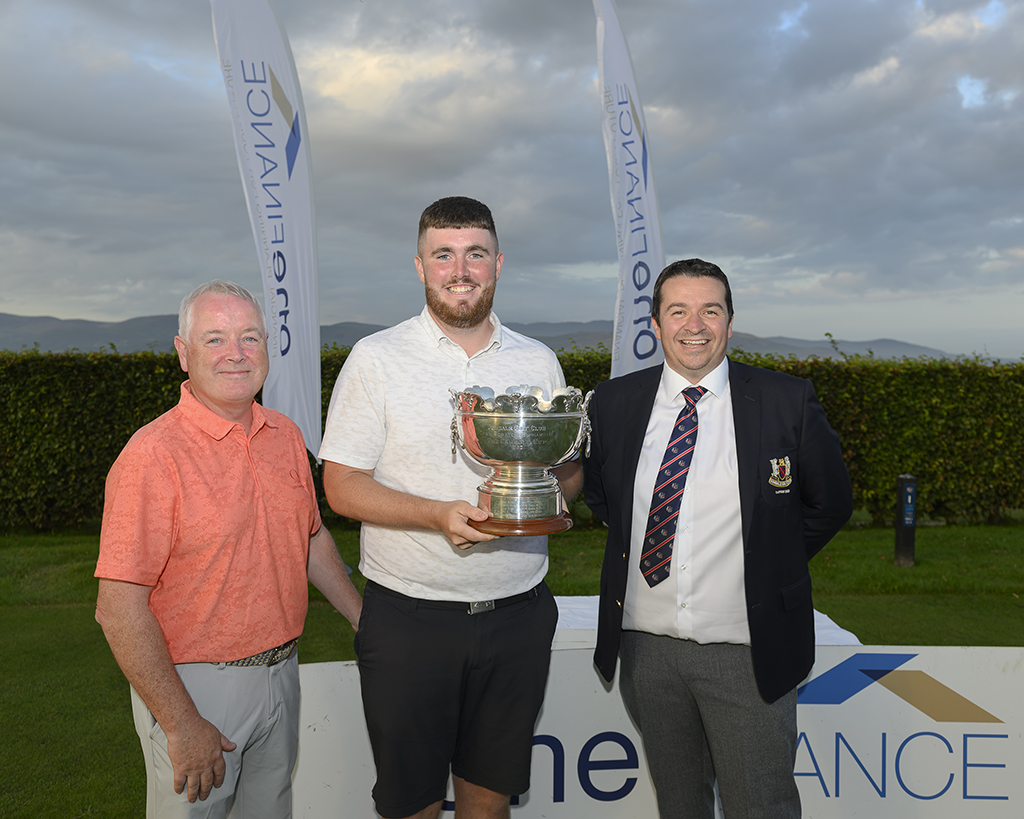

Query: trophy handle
572,390,594,460
582,389,593,457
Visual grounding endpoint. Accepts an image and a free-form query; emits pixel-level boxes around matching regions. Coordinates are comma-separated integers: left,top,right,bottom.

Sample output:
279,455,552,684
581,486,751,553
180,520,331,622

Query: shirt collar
416,305,503,354
177,380,273,440
659,356,731,403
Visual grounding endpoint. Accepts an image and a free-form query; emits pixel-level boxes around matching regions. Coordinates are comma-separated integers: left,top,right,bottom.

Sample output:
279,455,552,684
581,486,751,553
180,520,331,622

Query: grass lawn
809,525,1023,645
1,521,1021,816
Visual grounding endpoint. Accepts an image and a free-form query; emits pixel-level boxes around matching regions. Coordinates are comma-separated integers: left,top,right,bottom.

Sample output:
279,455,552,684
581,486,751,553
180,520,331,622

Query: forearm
323,460,495,547
307,527,362,629
95,579,201,735
326,466,447,530
96,578,235,800
553,460,583,504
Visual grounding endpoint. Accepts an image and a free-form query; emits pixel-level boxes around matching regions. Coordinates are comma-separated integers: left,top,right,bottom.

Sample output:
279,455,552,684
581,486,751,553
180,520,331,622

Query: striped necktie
640,385,707,587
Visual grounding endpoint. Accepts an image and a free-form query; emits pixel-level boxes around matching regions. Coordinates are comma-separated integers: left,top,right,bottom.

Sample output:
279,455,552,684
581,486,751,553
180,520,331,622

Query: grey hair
178,280,266,340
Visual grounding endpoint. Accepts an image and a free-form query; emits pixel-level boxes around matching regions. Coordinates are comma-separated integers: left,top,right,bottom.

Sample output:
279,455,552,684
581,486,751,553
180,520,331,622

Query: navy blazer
583,360,853,703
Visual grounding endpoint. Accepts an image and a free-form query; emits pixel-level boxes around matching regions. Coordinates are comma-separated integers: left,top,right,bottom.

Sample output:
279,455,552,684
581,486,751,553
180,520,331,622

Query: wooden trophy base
469,512,574,537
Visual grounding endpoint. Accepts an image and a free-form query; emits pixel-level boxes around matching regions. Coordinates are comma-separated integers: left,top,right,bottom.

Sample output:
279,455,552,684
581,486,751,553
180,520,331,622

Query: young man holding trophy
320,197,581,819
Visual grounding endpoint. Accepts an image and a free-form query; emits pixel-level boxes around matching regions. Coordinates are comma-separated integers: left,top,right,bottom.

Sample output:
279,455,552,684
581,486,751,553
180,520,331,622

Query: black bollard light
895,474,916,568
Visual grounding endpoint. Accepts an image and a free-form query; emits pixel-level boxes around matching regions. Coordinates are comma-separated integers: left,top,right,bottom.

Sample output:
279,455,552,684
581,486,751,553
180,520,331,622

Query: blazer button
621,552,626,560
616,599,622,608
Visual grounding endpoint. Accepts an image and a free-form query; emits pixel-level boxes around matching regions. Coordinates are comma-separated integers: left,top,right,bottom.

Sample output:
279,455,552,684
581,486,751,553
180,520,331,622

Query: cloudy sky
2,0,1022,358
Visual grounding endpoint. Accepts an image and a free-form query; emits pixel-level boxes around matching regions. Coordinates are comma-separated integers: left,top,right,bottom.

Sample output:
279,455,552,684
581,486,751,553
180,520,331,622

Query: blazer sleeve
582,386,610,525
797,378,853,560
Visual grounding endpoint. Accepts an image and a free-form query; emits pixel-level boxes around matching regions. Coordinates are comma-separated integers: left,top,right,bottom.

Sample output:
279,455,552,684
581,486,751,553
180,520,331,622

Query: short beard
425,280,496,329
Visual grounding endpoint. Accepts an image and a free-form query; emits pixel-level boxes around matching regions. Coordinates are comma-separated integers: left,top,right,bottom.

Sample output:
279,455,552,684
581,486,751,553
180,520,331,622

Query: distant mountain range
0,312,950,360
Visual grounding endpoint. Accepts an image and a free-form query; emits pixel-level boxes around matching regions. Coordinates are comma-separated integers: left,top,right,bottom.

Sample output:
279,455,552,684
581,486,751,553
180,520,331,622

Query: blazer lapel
619,366,661,550
729,360,760,545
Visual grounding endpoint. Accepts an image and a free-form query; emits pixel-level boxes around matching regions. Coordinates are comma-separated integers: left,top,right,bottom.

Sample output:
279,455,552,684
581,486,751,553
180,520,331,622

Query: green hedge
2,346,1021,530
728,351,1024,525
0,351,182,531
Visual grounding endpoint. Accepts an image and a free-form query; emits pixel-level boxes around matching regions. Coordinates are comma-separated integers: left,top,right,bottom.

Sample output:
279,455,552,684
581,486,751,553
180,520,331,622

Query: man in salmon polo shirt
95,280,362,819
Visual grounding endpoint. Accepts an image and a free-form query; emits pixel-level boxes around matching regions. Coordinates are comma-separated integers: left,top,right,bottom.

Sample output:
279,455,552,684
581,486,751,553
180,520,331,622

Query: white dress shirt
622,357,751,645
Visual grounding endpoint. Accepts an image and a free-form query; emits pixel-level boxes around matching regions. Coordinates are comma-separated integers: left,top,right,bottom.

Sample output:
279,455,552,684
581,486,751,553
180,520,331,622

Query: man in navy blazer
583,259,852,819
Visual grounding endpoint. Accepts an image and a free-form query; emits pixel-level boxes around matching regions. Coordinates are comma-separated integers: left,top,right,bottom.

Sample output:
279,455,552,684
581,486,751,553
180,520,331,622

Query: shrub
2,347,1021,529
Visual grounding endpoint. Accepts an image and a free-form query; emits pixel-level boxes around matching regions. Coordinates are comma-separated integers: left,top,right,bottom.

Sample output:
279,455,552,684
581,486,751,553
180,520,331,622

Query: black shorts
355,580,558,818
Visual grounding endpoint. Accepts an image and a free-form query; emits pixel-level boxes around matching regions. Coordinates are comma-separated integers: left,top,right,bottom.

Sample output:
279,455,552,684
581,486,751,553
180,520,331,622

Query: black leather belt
367,580,542,615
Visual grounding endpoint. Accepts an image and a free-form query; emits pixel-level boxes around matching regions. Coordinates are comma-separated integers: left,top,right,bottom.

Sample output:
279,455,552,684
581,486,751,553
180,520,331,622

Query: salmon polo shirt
96,381,321,664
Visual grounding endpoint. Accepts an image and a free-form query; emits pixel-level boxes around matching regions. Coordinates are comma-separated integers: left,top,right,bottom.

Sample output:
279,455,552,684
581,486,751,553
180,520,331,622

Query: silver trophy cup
450,385,592,536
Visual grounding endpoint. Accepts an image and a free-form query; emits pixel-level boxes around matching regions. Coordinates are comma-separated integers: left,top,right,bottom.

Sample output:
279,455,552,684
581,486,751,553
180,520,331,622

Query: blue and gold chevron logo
798,653,1002,723
268,65,301,179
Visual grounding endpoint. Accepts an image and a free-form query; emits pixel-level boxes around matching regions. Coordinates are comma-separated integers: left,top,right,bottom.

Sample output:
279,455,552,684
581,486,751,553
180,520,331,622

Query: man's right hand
437,500,499,549
167,714,237,802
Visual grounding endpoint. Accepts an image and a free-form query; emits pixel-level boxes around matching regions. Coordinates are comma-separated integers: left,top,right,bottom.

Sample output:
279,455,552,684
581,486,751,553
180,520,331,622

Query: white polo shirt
319,307,566,601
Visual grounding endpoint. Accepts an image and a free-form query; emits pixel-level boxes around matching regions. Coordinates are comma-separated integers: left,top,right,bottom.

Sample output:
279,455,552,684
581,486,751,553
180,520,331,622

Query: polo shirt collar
416,305,504,354
177,380,275,440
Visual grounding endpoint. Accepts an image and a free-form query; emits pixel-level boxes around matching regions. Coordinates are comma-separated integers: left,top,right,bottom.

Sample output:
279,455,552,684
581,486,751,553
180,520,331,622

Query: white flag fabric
593,0,666,378
211,0,322,454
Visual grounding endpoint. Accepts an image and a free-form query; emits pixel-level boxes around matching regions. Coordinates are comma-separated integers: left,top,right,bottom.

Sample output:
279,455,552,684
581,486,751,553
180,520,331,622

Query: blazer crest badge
768,456,793,488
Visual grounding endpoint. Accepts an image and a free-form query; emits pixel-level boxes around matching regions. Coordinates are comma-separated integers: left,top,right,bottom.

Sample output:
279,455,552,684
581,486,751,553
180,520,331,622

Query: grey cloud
0,0,1021,356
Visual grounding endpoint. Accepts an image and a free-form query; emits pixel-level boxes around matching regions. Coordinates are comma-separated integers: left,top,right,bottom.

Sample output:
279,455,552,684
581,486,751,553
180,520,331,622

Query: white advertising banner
795,647,1021,817
211,0,322,453
593,0,666,378
293,641,1023,817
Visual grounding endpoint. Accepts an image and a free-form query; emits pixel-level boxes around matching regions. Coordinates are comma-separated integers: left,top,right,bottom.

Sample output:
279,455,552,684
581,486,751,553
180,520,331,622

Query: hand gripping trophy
451,385,592,536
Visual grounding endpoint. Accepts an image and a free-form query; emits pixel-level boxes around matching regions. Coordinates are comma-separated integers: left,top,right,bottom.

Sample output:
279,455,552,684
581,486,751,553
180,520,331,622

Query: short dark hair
417,196,498,251
652,259,734,322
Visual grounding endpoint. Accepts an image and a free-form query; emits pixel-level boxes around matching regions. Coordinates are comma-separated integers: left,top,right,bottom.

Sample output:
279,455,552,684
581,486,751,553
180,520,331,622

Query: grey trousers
129,653,300,819
619,631,801,819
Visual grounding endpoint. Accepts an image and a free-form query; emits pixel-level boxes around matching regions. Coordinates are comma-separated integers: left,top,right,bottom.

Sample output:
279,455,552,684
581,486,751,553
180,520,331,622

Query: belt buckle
468,600,495,615
267,641,294,666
